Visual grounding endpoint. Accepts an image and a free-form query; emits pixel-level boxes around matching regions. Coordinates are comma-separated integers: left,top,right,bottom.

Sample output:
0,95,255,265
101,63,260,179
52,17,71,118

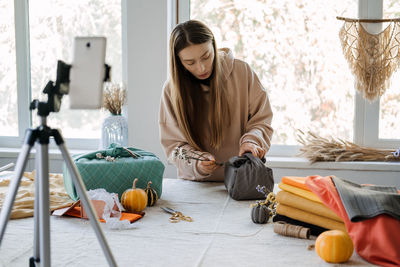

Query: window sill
267,156,400,172
1,147,398,172
0,147,91,160
1,148,399,186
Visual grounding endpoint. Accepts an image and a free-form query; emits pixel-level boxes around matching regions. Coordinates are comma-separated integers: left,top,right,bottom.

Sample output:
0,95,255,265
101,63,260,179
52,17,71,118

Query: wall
122,0,177,178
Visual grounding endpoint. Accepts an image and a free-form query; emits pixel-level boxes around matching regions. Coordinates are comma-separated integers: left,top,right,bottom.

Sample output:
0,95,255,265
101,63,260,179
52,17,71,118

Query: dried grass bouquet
297,130,400,163
103,82,126,115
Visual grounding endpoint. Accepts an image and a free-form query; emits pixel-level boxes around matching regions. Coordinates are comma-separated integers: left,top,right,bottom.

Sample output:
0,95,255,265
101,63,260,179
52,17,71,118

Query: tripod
0,63,117,267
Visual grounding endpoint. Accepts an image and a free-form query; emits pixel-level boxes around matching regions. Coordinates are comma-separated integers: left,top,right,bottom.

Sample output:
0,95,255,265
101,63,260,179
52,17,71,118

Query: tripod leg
0,130,35,246
55,134,117,267
31,148,41,265
37,142,51,267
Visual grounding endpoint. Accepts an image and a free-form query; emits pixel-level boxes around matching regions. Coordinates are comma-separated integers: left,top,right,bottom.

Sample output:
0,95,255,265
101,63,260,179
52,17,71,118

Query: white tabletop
0,178,374,267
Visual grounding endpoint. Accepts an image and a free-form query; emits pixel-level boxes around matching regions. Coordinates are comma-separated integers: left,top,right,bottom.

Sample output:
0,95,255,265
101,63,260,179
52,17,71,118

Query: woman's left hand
239,142,266,159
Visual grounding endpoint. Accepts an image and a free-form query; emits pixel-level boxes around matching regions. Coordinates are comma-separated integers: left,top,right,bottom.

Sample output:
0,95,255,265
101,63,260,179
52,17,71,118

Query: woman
159,20,273,181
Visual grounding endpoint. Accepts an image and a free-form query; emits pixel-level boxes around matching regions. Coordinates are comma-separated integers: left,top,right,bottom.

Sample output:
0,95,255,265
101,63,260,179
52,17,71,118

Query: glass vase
101,114,128,149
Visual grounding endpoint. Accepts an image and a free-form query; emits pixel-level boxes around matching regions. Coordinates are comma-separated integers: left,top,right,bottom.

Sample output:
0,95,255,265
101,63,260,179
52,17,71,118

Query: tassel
339,21,400,101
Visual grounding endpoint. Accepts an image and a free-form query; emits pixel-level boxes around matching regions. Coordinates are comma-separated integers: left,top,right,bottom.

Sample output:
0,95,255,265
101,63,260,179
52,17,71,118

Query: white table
0,179,374,267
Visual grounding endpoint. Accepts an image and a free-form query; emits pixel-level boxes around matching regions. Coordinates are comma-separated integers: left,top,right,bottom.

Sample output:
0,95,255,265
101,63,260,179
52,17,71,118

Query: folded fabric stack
273,176,346,235
306,175,400,267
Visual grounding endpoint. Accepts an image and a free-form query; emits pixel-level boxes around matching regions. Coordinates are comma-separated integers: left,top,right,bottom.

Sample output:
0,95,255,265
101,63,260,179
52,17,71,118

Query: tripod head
29,60,71,117
30,60,111,117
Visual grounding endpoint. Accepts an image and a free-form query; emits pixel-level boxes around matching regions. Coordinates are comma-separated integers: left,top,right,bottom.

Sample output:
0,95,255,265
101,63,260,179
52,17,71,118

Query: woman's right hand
197,154,219,175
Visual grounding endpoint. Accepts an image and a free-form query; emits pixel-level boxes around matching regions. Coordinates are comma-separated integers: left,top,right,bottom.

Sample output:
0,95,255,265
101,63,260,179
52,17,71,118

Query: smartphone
69,37,107,109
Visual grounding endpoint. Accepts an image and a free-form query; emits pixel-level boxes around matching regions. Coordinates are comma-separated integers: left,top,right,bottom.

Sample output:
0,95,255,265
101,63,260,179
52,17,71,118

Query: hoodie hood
218,48,234,80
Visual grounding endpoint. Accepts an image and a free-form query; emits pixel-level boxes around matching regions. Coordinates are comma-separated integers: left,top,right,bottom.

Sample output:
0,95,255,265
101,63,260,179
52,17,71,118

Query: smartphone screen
69,37,106,109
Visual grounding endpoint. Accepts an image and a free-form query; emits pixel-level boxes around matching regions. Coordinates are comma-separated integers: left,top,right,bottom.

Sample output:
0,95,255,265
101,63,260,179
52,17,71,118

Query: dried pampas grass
103,83,126,115
297,130,400,163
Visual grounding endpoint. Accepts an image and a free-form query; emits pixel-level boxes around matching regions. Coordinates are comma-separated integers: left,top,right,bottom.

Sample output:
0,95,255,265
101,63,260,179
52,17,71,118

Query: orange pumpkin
315,230,354,263
121,178,147,212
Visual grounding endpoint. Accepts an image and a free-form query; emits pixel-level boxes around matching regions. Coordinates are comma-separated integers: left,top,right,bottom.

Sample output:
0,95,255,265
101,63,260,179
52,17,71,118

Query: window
0,1,18,137
0,0,121,149
380,79,400,139
29,0,122,141
186,0,400,153
379,3,400,141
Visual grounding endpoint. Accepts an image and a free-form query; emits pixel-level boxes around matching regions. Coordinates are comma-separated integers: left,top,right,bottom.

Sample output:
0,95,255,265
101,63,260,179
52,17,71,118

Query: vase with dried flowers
101,82,128,149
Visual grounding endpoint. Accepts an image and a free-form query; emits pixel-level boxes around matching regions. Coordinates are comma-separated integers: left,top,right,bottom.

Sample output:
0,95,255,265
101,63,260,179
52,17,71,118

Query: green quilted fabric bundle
63,144,165,201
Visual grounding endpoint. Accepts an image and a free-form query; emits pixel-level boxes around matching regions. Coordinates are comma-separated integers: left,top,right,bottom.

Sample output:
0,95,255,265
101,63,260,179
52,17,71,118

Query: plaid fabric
63,145,165,201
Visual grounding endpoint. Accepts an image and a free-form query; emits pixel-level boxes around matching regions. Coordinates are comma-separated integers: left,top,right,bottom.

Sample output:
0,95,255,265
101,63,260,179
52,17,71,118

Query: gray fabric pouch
224,153,274,200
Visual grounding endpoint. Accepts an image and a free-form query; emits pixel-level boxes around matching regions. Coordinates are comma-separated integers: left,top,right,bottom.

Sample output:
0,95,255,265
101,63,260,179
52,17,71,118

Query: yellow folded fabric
276,203,347,232
276,190,342,222
278,182,322,203
0,171,73,219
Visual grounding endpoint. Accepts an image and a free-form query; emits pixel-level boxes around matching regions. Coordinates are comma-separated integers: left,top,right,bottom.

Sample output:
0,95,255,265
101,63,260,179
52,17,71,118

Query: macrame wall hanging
337,16,400,101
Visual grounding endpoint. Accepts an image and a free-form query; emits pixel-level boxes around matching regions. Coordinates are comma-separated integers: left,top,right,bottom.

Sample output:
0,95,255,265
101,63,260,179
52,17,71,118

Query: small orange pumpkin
315,230,354,263
121,178,147,212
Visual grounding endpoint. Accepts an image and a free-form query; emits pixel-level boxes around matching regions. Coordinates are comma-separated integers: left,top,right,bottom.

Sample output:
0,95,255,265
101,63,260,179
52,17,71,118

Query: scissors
161,207,193,223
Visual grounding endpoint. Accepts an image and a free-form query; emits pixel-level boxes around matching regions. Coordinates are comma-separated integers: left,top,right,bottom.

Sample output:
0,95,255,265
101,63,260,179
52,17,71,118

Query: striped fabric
332,176,400,222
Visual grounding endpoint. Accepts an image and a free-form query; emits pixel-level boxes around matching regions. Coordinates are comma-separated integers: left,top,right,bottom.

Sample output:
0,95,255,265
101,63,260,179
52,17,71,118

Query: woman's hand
239,142,266,159
197,154,219,175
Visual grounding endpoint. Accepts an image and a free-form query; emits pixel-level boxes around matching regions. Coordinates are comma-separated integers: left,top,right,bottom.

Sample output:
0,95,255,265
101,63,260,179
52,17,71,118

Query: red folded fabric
306,175,400,267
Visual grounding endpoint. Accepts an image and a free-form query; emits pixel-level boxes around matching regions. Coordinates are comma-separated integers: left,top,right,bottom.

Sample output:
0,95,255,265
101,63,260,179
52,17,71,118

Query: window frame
0,0,32,149
357,94,400,149
180,0,400,156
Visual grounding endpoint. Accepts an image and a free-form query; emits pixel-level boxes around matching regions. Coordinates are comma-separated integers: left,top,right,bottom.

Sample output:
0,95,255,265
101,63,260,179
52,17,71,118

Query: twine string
273,221,310,239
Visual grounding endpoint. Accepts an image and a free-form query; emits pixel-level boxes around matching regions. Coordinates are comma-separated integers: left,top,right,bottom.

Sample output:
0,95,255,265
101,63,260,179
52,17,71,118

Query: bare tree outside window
29,0,122,139
380,2,400,139
3,1,399,147
0,1,18,136
191,0,400,145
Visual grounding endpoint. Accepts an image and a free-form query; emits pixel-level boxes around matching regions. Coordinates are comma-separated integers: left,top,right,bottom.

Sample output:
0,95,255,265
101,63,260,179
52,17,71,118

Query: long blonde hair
169,20,230,151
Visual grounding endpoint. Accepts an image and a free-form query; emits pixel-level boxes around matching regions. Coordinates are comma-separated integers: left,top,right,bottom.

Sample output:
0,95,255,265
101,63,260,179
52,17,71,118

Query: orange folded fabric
64,206,143,223
281,176,311,192
276,190,342,222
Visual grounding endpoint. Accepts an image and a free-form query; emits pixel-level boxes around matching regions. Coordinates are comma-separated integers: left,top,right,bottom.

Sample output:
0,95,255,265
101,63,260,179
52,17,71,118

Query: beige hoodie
159,48,273,181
